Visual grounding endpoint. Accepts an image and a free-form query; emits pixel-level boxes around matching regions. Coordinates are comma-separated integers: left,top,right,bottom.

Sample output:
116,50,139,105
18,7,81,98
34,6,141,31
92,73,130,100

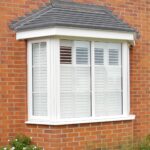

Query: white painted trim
26,115,135,125
47,39,51,120
127,43,130,114
91,41,95,117
49,38,60,121
16,27,135,41
27,41,32,120
122,42,130,115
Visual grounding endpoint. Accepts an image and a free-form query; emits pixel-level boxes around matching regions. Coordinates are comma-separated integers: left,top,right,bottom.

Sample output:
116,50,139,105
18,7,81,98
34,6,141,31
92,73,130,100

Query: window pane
32,42,47,116
109,49,119,65
60,40,91,119
95,42,122,116
95,48,104,65
76,47,89,64
32,93,47,116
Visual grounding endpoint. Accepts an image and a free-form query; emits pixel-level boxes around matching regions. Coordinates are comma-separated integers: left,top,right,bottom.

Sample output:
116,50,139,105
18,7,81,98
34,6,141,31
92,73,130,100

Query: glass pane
95,42,122,116
60,46,72,64
76,47,89,64
95,48,104,65
32,42,47,116
32,93,47,116
109,49,119,65
60,40,91,119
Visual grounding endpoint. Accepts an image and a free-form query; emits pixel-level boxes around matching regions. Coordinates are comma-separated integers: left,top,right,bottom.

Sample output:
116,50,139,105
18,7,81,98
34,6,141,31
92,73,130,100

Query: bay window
27,38,134,125
11,0,136,125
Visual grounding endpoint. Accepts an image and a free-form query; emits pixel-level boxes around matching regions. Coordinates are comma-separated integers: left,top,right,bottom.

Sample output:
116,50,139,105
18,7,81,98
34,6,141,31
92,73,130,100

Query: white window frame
27,39,51,122
26,37,135,125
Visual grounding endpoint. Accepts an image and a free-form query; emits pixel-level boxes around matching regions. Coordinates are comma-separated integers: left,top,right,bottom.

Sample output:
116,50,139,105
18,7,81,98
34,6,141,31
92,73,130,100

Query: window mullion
28,41,33,120
122,42,130,116
47,40,51,120
91,41,95,117
49,38,60,121
73,41,76,118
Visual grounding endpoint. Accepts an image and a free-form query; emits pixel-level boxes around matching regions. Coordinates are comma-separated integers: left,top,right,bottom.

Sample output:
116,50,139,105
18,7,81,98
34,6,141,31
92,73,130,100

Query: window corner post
122,42,130,116
49,38,60,121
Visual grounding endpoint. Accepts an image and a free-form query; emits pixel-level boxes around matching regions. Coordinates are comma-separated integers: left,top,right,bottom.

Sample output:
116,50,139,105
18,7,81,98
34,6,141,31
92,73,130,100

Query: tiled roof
11,0,136,32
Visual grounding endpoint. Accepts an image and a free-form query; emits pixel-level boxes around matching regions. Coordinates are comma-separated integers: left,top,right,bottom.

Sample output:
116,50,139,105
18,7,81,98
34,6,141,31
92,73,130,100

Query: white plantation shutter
28,38,130,123
95,42,122,116
107,45,122,115
60,40,91,118
94,43,106,116
75,41,91,117
60,41,74,118
32,42,47,116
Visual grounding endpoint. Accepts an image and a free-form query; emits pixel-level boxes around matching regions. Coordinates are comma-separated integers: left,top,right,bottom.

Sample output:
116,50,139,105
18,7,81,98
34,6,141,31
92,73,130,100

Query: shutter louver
32,42,47,116
60,66,74,118
75,66,91,118
95,66,107,116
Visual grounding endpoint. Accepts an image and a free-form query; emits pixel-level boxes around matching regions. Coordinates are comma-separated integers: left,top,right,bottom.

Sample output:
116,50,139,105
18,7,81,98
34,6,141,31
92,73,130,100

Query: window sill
25,115,135,125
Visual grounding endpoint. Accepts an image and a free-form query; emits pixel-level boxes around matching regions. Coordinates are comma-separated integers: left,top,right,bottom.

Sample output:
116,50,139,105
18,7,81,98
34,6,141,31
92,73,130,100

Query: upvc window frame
27,37,135,125
27,38,51,122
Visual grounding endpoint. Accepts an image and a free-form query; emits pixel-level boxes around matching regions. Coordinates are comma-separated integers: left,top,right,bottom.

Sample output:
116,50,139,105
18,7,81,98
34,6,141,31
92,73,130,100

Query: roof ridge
52,7,106,15
53,0,106,11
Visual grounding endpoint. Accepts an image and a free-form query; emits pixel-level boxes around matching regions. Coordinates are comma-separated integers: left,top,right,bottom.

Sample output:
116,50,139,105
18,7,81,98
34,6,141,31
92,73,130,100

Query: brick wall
0,0,149,149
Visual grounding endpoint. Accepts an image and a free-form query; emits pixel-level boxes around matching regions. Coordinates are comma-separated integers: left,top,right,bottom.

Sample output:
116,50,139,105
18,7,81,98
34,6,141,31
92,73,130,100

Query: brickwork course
0,0,150,149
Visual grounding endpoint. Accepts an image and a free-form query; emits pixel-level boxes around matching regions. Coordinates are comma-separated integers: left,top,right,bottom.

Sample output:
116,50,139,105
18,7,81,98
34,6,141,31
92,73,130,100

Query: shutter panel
94,43,107,116
75,41,91,118
60,66,74,118
106,67,122,115
95,42,122,116
60,41,74,118
32,42,47,116
106,44,122,115
60,40,91,118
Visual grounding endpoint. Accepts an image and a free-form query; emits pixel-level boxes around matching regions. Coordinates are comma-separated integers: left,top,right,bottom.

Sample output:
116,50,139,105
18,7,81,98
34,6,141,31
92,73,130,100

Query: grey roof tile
11,0,136,33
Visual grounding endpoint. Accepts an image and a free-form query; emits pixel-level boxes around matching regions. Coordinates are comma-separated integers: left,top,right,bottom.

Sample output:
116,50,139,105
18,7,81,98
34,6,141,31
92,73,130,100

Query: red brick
0,0,149,149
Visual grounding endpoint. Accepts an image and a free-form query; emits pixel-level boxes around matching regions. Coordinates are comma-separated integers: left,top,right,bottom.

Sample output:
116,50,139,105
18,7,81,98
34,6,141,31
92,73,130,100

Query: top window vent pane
76,47,89,65
60,46,72,64
109,49,119,65
95,48,104,65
